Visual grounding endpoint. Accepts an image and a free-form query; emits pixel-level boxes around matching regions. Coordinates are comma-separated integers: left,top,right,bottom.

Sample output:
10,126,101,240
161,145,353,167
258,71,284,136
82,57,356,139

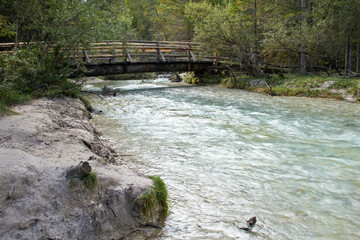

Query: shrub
0,45,84,115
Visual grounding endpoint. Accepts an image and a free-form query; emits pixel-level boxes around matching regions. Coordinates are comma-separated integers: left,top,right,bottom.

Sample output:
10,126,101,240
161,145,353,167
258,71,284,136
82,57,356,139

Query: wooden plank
98,40,201,45
88,54,125,58
86,46,197,51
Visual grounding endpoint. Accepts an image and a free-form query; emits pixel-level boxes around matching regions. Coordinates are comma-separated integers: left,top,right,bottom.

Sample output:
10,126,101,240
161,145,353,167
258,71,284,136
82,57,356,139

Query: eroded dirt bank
0,98,162,239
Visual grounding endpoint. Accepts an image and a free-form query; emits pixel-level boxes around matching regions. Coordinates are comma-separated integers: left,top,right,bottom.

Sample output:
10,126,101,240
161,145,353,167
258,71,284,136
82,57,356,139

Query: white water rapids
85,77,360,240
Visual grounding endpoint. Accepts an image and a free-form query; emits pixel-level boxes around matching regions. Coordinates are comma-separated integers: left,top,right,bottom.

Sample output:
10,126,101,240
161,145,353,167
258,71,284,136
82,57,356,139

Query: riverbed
85,78,360,240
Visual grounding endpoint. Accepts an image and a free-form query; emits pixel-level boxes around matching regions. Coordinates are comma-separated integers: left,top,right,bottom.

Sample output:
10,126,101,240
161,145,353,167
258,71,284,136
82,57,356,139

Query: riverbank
189,72,360,102
0,97,167,239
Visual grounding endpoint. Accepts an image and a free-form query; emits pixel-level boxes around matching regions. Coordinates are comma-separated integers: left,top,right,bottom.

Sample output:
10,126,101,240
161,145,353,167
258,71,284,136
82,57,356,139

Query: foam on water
87,78,360,240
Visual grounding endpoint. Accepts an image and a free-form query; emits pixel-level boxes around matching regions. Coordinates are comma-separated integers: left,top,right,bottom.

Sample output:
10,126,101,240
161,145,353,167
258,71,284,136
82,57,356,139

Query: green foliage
186,2,253,58
0,88,30,116
0,45,83,98
0,15,15,38
183,73,199,85
141,176,169,221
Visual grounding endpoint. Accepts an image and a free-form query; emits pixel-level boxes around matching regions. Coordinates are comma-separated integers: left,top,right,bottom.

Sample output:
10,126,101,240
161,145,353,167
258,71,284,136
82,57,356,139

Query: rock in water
169,73,182,82
239,216,257,231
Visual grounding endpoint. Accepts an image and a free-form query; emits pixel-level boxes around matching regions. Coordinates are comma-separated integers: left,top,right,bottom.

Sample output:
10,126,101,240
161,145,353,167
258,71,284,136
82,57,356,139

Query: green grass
268,87,343,99
214,73,360,101
330,78,359,93
82,171,98,190
141,176,169,221
0,89,31,116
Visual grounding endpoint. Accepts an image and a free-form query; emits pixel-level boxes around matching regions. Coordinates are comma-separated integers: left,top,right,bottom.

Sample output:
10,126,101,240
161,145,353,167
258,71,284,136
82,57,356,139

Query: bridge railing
0,40,218,64
79,40,205,63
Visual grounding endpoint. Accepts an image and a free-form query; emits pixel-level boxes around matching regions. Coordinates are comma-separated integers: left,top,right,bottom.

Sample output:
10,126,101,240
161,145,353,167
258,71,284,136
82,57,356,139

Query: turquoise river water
85,77,360,240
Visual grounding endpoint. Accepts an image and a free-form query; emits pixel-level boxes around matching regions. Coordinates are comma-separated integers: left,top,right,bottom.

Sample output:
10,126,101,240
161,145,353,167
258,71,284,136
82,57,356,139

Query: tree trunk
345,36,352,75
253,0,258,65
14,0,21,50
357,21,360,73
356,41,360,73
300,0,307,75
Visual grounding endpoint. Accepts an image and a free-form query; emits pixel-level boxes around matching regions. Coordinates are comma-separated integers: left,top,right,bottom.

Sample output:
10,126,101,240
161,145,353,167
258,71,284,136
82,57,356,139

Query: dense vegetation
1,0,360,114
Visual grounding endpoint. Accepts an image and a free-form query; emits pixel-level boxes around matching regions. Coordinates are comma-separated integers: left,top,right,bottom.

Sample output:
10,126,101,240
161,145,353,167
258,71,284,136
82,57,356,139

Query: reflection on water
86,78,360,240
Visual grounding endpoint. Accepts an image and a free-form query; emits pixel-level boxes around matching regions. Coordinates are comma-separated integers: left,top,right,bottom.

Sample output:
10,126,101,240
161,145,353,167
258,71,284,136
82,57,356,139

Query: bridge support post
156,43,166,62
125,50,132,63
82,50,90,63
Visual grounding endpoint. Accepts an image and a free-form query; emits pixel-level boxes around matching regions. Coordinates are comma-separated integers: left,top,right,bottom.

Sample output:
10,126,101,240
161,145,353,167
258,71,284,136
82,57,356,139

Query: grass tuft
141,176,169,221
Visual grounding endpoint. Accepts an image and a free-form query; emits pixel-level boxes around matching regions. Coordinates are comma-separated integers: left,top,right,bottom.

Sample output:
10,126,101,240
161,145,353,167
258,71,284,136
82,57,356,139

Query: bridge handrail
0,40,202,49
0,40,221,64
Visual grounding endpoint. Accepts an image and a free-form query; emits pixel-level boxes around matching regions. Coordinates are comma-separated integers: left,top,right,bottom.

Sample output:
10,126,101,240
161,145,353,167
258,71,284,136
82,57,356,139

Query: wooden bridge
0,40,219,77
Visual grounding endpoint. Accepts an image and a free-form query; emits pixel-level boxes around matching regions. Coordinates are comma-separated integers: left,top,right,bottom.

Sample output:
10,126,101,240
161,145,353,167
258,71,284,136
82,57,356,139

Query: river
85,77,360,240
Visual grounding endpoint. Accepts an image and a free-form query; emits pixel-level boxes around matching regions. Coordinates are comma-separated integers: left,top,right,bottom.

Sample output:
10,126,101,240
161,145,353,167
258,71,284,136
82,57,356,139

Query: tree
0,0,132,104
186,2,262,74
300,0,307,74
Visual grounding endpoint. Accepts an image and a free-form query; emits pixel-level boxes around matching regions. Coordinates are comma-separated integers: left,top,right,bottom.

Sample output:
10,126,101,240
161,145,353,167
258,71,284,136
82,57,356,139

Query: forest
1,0,360,111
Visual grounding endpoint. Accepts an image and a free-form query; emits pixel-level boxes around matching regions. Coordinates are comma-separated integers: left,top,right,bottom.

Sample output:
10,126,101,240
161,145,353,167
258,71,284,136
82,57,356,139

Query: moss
141,176,169,221
79,95,94,112
83,171,98,190
69,171,98,190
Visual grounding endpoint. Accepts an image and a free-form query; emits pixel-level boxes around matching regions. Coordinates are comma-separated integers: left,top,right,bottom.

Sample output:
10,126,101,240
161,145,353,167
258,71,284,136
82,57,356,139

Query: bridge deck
71,60,215,77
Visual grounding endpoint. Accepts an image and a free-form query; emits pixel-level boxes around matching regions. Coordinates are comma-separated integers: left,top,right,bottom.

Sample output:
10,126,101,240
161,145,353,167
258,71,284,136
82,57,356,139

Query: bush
0,45,84,115
183,73,199,84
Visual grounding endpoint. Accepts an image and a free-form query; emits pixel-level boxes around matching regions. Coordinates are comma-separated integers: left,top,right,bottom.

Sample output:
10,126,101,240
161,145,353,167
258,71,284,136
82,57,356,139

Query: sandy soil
0,98,159,239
